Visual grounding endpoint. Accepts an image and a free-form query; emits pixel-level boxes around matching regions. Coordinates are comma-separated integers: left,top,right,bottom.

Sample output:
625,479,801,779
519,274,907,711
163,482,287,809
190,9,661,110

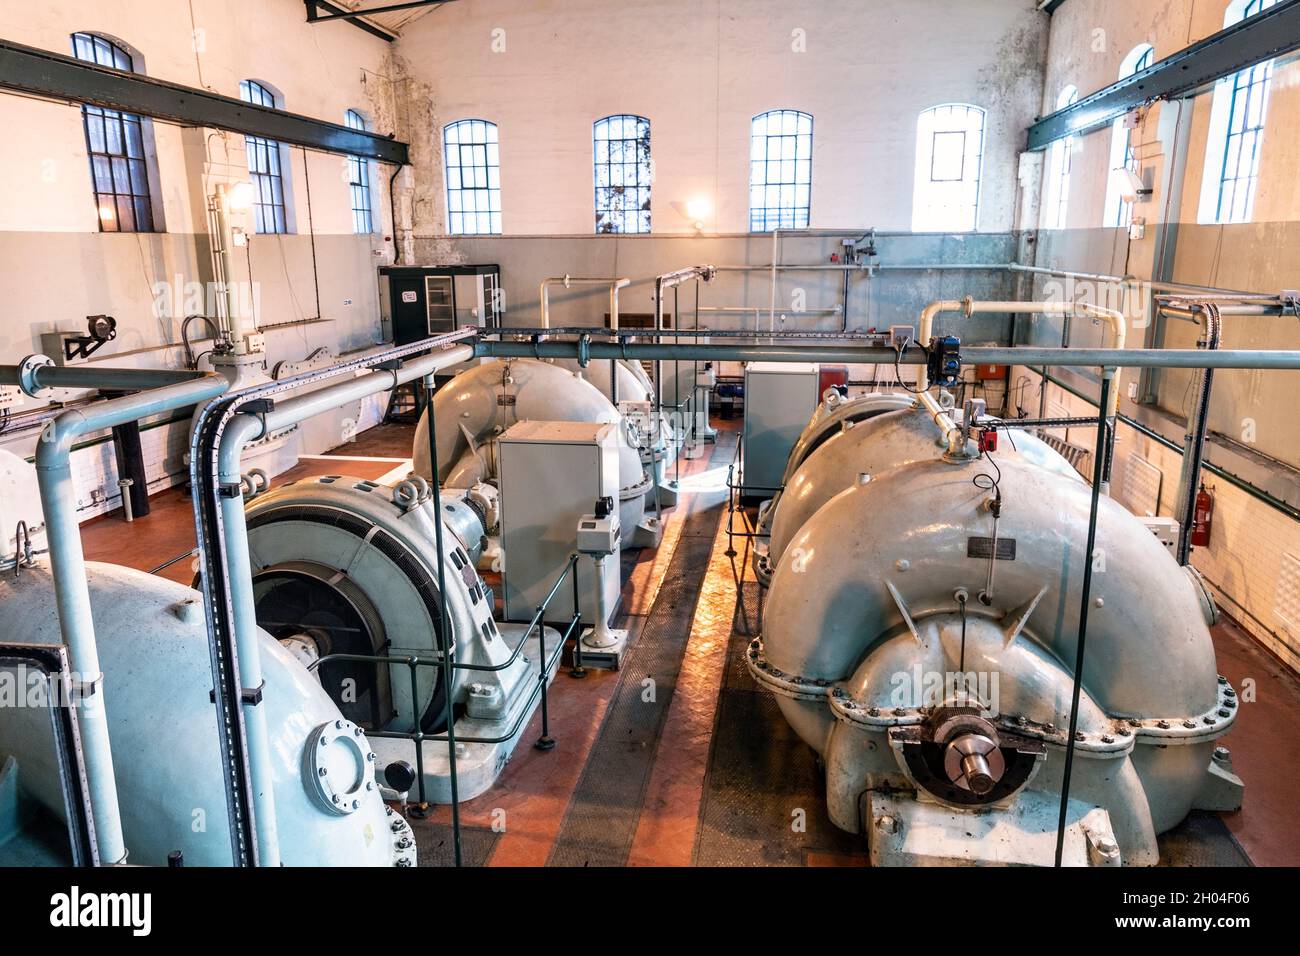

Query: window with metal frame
1043,86,1078,230
593,115,651,234
444,119,501,235
1104,44,1155,228
239,80,289,234
912,104,985,232
749,110,812,231
71,33,156,233
345,109,374,234
1211,0,1278,223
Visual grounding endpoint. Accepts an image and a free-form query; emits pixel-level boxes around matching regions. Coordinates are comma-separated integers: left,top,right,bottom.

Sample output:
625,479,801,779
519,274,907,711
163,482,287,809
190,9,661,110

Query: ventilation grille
1040,432,1092,477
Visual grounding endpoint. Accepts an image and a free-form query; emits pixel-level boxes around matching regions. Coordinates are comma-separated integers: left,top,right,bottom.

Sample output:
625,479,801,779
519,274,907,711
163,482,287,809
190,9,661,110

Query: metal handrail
308,623,576,747
305,550,583,854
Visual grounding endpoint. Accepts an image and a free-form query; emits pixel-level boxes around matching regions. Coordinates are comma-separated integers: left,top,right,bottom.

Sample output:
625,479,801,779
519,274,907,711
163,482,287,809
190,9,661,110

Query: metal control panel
498,421,621,627
741,362,821,501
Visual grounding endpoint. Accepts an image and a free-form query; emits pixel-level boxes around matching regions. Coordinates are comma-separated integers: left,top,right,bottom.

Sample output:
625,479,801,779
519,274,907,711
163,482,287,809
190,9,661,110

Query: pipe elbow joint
34,409,89,468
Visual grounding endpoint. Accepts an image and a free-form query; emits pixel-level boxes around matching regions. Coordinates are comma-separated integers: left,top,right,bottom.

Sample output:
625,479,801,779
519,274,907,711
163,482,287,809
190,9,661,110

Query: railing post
408,657,428,809
534,605,555,751
1054,367,1113,867
423,372,462,868
569,554,587,678
724,460,738,558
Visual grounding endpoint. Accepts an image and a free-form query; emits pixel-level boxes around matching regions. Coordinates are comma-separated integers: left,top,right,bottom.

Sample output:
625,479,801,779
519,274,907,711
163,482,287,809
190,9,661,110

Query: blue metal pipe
474,339,1300,371
210,343,474,864
215,414,282,866
21,368,229,865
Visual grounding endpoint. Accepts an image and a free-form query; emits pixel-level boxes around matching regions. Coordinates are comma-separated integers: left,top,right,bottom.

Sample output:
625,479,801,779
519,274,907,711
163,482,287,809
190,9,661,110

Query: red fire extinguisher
1191,482,1214,548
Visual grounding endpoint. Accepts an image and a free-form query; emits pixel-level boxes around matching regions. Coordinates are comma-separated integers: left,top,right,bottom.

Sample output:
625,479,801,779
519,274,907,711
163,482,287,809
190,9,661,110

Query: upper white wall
394,0,1048,236
0,0,396,236
1037,0,1300,231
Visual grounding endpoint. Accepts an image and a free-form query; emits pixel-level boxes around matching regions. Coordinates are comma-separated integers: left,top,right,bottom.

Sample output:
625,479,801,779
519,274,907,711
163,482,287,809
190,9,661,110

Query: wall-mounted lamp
1111,166,1152,204
671,197,711,233
225,180,256,212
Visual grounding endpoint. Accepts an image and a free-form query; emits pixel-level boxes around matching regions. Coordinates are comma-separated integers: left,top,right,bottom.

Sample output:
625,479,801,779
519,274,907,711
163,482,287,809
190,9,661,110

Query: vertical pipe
215,438,282,866
769,229,779,328
423,372,462,867
34,455,128,864
673,286,682,488
840,261,851,332
1054,368,1113,867
28,371,229,865
210,183,243,348
1176,304,1221,565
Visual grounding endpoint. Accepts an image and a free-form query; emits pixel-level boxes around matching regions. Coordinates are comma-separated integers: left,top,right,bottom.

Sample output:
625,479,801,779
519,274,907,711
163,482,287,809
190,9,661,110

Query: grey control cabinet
741,362,821,500
498,421,621,627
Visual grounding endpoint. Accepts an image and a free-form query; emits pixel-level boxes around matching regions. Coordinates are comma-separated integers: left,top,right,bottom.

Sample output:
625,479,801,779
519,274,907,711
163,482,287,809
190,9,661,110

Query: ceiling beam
303,1,398,42
1027,0,1300,150
304,0,455,32
0,38,409,164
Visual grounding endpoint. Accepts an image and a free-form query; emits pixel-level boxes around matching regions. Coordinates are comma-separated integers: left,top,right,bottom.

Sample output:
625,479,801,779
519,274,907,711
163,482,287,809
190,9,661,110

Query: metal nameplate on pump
967,537,1016,560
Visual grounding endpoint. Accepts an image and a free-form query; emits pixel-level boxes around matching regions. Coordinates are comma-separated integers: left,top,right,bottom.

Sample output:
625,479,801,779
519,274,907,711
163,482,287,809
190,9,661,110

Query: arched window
1199,0,1279,223
593,115,651,234
749,110,812,231
239,80,290,234
1043,86,1078,229
443,119,500,235
1103,44,1155,228
344,109,374,234
71,33,158,233
912,104,985,232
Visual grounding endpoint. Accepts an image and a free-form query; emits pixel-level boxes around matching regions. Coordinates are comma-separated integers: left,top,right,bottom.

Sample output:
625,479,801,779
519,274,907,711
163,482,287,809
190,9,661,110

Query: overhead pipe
4,357,229,865
916,298,1126,407
696,305,842,337
0,361,201,392
1159,302,1284,320
538,275,630,404
915,297,1126,487
473,338,1300,371
538,275,630,329
1007,262,1280,300
712,263,874,273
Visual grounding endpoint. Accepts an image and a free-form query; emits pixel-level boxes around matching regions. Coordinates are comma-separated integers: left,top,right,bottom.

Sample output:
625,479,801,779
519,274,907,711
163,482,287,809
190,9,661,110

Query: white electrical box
498,421,621,627
576,512,619,555
741,362,821,500
1141,515,1179,554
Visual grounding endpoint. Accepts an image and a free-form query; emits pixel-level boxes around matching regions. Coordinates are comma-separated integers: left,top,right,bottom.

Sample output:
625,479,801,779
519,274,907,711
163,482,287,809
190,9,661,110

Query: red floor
76,419,1300,867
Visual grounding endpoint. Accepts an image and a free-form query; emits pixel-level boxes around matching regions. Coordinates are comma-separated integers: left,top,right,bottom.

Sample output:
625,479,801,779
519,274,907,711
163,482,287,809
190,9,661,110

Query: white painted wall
0,0,399,235
1030,0,1300,671
0,0,401,513
394,0,1048,237
1037,0,1300,234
